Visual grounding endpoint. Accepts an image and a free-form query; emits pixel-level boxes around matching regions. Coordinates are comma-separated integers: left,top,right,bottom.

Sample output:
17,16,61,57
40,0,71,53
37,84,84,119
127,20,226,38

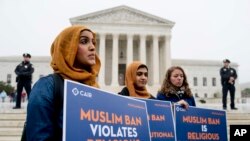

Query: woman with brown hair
157,66,196,109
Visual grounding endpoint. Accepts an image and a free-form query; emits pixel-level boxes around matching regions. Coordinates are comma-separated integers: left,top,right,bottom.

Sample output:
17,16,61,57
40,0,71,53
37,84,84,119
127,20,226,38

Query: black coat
15,61,34,82
220,67,237,85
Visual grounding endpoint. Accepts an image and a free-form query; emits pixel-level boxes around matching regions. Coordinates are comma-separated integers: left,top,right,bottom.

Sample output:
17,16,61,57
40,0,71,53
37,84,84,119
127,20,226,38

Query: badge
25,65,28,69
230,70,234,74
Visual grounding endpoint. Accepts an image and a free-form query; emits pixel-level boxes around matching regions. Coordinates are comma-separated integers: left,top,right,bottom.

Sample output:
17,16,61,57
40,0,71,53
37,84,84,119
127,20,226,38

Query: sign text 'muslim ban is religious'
175,105,227,141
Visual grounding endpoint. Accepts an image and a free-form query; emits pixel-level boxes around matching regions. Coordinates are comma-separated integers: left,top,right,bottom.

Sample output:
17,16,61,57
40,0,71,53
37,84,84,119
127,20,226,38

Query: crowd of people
4,25,237,140
0,88,27,103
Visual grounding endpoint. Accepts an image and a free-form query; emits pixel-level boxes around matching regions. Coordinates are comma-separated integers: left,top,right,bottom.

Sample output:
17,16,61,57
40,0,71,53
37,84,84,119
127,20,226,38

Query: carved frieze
73,9,170,25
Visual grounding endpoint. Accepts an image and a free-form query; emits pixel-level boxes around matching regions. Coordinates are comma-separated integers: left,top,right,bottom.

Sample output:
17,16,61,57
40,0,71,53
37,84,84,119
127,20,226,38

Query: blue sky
0,0,250,83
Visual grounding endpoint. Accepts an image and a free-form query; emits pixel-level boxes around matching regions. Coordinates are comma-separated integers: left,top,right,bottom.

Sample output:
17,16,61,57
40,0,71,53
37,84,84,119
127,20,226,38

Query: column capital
165,35,172,39
112,33,119,37
140,34,147,38
126,33,134,38
152,34,160,38
98,32,106,37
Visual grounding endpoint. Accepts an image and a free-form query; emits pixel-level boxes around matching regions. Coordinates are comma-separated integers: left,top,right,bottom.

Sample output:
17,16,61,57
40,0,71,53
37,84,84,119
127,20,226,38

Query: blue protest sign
175,105,227,141
63,80,151,141
138,99,176,141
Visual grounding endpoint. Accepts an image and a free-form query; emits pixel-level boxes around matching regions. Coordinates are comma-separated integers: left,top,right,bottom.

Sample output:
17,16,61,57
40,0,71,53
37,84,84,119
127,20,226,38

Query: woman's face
134,67,148,88
75,30,96,66
170,69,184,87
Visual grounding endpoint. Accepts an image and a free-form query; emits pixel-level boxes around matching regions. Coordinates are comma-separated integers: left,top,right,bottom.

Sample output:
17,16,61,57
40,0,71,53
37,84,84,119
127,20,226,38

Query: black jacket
15,61,34,82
220,67,237,85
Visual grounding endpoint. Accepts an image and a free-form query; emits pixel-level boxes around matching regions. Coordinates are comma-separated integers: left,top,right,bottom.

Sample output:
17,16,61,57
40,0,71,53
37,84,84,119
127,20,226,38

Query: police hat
223,59,230,63
23,53,31,58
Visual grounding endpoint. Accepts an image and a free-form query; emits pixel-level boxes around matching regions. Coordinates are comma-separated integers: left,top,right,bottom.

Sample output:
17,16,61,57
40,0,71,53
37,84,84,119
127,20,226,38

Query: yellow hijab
50,25,101,87
125,61,150,98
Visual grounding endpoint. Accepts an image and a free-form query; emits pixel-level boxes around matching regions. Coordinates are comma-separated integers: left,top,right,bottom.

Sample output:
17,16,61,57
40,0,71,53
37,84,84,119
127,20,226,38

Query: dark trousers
222,84,236,108
15,80,31,108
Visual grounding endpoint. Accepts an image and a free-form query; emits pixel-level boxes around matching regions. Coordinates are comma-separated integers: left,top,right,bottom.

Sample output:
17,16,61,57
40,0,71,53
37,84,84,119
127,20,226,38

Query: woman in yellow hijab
119,61,155,99
25,25,100,140
50,25,100,86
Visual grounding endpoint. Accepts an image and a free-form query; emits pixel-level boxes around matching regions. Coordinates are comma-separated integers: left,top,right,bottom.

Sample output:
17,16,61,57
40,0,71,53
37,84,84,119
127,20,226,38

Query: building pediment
70,5,174,26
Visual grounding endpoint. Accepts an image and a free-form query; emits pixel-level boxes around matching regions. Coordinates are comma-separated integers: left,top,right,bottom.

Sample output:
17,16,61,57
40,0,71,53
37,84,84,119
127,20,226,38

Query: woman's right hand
177,99,189,109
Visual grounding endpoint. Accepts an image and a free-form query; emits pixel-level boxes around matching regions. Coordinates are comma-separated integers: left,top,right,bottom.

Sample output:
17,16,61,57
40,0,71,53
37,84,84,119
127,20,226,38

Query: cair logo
230,125,250,140
71,87,92,98
175,106,186,112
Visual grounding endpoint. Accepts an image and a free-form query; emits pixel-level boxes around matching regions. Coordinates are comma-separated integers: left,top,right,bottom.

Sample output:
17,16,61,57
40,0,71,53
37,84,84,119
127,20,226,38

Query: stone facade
0,57,240,99
172,59,240,99
70,5,174,87
0,5,241,99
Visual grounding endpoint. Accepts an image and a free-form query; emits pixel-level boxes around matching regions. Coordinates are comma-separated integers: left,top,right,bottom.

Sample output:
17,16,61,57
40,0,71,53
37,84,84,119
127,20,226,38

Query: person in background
118,61,155,99
13,53,34,109
157,66,196,109
26,25,101,141
220,59,238,110
21,91,27,103
0,89,7,103
9,89,16,103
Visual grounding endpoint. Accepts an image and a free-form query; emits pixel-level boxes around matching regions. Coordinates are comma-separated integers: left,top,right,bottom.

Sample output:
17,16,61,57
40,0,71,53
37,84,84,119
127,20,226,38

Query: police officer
13,53,34,109
220,59,238,110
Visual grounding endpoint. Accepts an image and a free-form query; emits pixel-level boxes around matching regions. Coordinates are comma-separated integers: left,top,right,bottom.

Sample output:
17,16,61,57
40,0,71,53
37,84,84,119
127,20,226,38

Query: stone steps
0,108,250,141
227,113,250,125
0,109,26,141
0,128,23,136
0,136,20,141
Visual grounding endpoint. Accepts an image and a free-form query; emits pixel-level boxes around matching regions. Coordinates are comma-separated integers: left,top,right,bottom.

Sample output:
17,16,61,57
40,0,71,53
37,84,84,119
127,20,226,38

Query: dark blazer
157,91,196,106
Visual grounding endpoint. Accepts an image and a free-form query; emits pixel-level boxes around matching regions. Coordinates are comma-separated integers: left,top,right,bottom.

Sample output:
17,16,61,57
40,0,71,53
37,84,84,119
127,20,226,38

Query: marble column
165,35,171,70
98,33,106,86
153,34,159,85
126,34,133,65
111,33,119,86
139,34,146,64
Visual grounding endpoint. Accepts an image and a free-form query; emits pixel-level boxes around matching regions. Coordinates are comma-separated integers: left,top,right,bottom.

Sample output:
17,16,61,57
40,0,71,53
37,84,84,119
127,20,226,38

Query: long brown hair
159,66,192,97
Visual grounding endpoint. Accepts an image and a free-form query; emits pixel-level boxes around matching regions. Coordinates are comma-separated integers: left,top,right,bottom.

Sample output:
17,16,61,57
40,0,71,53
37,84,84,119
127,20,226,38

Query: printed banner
175,105,227,141
63,80,151,141
138,99,176,141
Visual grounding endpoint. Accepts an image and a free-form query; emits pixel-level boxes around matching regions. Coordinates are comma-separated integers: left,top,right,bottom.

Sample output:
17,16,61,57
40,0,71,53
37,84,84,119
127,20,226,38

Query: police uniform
220,59,238,110
13,53,34,109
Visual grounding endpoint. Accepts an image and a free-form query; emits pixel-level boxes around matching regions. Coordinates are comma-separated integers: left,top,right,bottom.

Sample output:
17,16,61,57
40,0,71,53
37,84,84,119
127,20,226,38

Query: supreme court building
70,5,173,88
0,5,241,99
